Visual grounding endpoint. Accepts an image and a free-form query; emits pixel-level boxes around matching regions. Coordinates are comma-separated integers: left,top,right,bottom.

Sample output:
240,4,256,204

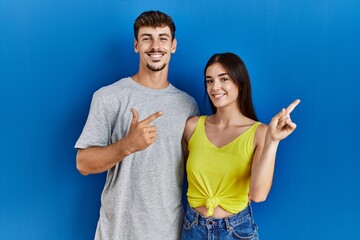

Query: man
75,11,199,240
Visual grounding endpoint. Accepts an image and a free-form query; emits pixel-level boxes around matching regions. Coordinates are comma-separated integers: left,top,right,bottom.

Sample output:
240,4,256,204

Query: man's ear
134,38,139,53
171,38,177,53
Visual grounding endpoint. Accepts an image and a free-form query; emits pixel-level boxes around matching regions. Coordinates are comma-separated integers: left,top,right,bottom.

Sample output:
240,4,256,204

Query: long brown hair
204,52,258,121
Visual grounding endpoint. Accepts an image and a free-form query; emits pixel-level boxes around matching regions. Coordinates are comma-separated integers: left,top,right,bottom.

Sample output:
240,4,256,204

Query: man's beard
147,63,167,72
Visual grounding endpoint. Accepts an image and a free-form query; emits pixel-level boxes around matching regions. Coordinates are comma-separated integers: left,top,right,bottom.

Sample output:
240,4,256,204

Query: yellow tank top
186,116,261,216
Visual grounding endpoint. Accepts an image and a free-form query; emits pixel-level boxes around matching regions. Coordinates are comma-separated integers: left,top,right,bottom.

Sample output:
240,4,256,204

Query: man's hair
134,10,176,40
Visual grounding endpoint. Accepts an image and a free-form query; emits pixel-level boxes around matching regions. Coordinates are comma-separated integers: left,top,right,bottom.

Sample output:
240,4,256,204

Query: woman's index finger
286,99,301,114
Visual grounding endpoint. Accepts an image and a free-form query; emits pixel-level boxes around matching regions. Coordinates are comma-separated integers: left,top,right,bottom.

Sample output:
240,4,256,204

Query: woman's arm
249,99,300,202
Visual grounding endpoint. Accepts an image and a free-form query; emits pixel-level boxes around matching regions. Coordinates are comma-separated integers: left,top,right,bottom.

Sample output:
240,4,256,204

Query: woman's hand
268,99,300,142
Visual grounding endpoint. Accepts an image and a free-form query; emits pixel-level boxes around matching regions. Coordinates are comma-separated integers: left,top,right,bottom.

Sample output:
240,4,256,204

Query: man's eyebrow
159,33,171,38
139,33,152,38
139,33,171,38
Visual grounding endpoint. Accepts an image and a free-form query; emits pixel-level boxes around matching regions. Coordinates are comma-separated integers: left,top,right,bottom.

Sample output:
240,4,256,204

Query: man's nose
150,39,160,50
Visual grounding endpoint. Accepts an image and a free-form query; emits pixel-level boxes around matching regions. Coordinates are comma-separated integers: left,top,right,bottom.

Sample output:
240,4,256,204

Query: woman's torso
186,115,261,218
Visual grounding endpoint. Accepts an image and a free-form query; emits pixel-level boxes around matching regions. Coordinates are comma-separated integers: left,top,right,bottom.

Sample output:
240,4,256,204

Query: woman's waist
185,204,253,227
188,196,249,218
194,205,235,218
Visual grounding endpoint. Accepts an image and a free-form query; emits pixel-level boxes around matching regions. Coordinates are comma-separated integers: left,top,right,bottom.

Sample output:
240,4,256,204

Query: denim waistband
185,204,253,229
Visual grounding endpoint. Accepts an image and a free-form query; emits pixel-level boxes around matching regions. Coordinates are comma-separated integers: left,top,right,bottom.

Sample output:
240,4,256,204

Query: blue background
1,0,359,239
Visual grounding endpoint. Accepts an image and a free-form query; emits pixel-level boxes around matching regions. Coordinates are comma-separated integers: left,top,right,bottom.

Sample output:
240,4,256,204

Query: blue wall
1,1,359,239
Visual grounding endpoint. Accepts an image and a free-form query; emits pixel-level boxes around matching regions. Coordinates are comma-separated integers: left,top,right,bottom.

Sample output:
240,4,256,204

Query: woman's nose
212,80,221,90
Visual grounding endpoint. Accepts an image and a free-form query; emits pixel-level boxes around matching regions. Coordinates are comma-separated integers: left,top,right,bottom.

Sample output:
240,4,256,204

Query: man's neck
131,68,169,89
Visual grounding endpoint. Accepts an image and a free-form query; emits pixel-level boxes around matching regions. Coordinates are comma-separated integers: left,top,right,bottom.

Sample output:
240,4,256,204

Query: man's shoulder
99,77,131,91
93,77,131,97
169,85,196,101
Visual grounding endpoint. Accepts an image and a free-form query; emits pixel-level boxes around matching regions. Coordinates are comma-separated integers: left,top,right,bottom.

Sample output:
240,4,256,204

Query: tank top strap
193,116,206,136
198,115,206,126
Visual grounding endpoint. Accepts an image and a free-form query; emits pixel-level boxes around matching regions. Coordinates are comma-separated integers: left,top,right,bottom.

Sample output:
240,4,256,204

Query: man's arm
76,108,163,175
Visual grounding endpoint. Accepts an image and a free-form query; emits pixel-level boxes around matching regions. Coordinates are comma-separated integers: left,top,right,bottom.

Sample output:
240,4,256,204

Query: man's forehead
138,26,172,36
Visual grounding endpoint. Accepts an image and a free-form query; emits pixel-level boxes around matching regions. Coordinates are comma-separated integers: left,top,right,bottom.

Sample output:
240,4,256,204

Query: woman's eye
206,80,213,84
220,78,229,82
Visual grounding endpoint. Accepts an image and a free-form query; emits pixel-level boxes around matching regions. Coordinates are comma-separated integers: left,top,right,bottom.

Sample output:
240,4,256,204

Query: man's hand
126,108,163,152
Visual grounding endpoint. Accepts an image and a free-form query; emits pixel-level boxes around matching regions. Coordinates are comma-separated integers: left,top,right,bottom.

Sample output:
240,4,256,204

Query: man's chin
147,63,166,72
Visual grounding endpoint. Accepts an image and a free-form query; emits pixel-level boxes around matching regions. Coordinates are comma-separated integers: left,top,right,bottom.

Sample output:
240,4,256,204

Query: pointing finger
130,108,139,126
285,99,301,114
141,111,163,125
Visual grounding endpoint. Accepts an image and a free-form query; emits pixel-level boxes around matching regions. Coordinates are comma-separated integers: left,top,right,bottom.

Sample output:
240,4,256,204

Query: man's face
134,26,177,72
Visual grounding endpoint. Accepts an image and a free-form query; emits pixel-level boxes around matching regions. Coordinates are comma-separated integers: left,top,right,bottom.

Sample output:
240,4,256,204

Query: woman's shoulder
187,115,201,122
253,122,268,146
256,122,268,133
185,115,201,131
184,116,204,142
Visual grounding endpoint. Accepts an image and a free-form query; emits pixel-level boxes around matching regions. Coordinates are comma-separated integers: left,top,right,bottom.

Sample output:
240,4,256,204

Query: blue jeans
181,204,259,240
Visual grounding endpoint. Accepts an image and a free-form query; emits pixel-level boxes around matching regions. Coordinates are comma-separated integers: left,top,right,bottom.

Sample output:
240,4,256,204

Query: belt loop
225,218,232,232
194,212,199,225
249,203,253,217
248,204,255,224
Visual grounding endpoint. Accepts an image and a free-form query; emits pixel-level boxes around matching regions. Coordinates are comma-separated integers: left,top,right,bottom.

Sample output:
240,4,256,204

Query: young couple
75,10,300,240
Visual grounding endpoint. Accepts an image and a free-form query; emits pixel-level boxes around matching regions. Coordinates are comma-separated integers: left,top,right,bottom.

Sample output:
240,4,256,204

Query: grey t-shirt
75,77,199,240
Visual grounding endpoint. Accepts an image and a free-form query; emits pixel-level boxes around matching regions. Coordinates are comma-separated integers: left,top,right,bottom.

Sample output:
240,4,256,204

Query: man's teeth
149,53,163,58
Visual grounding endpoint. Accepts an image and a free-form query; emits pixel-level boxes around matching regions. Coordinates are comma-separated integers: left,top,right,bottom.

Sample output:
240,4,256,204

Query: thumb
269,108,285,130
130,108,139,126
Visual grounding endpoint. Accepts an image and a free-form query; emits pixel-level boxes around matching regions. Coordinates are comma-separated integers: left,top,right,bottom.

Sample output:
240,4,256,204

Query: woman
181,52,300,239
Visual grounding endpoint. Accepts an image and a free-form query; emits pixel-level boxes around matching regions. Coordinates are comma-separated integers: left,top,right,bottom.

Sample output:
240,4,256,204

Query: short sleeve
74,90,112,149
190,99,200,117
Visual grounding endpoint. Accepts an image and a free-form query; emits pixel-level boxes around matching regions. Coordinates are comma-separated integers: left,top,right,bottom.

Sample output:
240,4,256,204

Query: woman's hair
204,52,258,121
134,10,176,40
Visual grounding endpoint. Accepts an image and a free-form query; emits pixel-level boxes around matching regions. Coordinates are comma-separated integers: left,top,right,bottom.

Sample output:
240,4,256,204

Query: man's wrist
118,136,136,157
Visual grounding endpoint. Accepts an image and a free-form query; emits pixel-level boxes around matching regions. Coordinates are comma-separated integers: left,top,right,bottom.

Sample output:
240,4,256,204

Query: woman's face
205,62,239,110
